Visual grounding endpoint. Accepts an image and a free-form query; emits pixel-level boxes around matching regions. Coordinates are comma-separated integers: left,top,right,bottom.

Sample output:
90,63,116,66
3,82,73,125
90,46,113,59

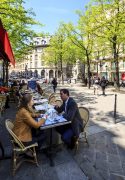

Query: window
111,62,115,70
123,60,125,68
35,54,38,61
41,61,44,66
35,62,37,68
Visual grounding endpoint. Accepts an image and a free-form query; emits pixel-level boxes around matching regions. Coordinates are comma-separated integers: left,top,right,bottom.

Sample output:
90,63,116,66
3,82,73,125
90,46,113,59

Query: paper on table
34,104,46,111
38,115,67,126
34,99,48,104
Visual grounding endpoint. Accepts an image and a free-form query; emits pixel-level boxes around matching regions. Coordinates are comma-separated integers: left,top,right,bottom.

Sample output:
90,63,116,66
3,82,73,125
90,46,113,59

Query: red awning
0,19,15,67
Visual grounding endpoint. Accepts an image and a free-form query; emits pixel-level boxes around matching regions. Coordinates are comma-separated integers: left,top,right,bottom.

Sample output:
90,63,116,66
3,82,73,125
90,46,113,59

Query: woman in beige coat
13,93,46,148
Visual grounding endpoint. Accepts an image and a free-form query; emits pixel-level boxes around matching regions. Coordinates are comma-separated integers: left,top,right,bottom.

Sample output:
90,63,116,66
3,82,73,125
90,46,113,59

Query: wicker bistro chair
55,99,62,107
75,107,89,152
5,119,39,176
48,95,56,105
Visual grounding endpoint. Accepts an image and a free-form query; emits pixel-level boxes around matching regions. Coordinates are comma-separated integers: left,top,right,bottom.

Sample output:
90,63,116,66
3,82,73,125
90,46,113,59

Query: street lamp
99,62,103,77
25,64,28,79
105,65,108,80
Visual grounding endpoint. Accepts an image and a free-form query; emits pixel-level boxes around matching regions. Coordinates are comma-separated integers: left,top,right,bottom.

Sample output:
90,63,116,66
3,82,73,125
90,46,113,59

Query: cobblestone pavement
0,84,125,180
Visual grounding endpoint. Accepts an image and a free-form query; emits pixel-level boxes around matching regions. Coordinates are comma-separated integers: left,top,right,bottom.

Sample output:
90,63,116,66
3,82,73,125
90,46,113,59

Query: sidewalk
0,84,125,179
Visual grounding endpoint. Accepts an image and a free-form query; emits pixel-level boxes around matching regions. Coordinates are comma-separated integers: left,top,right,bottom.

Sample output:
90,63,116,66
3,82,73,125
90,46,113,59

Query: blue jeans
56,124,74,145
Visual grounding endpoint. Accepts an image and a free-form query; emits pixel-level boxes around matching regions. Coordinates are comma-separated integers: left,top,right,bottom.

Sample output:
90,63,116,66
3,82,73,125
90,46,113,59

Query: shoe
67,137,77,150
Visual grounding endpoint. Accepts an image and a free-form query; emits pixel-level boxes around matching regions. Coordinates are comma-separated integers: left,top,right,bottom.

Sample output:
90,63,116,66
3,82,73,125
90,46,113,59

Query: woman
13,94,46,148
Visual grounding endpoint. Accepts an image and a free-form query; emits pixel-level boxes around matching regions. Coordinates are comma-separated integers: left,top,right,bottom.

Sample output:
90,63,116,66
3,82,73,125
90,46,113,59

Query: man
51,78,58,92
100,76,107,95
55,89,83,149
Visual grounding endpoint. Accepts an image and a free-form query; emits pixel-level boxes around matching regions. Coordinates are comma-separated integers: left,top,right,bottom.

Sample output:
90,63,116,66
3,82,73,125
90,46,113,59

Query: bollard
114,94,117,123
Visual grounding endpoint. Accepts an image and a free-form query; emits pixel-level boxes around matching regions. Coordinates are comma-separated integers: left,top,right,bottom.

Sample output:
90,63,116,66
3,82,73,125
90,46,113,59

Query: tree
42,24,77,83
89,0,125,89
63,9,95,88
0,0,43,61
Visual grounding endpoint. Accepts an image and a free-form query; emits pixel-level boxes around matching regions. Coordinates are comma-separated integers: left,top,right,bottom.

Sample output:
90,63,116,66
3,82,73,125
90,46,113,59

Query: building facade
9,36,84,82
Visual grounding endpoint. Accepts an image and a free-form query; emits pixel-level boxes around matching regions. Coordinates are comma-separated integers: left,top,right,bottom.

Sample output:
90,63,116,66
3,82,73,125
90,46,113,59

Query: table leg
48,128,54,166
0,141,4,159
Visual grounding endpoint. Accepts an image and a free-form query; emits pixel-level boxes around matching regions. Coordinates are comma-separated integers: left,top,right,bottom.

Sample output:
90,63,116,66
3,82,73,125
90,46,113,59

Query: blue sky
24,0,90,35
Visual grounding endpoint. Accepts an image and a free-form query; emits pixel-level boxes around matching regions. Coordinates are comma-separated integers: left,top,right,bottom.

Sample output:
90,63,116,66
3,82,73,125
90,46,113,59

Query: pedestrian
52,78,58,92
100,76,107,95
93,77,100,95
85,78,87,86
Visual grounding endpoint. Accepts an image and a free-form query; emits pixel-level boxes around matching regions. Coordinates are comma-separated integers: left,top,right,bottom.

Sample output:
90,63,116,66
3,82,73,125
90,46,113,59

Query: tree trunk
87,54,91,89
113,37,119,90
60,56,64,85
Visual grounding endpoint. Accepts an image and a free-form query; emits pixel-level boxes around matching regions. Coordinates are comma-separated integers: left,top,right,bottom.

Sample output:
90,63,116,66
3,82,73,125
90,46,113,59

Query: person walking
100,76,107,95
52,78,58,92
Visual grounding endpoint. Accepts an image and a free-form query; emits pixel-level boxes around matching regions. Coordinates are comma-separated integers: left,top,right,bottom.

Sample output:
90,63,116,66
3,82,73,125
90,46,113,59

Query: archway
49,70,54,79
41,70,45,78
58,70,61,78
34,69,38,78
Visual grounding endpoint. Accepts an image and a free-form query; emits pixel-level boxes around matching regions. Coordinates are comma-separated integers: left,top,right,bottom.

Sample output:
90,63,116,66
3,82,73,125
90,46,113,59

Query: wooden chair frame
5,119,39,175
48,95,56,105
75,107,89,152
55,99,62,107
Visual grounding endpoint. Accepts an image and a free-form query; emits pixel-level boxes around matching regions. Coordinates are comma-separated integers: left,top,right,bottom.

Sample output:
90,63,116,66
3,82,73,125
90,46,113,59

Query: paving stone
80,160,103,180
106,143,118,155
95,159,109,172
73,148,95,165
121,162,125,176
109,162,123,175
108,154,120,163
52,148,73,166
118,147,125,158
96,151,107,161
110,173,125,180
55,161,87,180
97,169,110,180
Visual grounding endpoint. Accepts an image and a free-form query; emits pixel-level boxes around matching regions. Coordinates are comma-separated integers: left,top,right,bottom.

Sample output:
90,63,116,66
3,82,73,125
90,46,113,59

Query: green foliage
0,0,43,61
43,23,77,68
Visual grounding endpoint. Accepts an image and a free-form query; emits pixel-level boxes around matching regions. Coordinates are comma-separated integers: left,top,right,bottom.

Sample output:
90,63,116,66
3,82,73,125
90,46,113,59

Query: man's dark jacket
55,97,83,137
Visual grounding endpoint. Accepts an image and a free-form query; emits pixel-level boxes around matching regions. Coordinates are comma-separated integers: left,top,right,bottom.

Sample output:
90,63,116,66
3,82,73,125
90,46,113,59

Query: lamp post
55,66,58,78
99,62,103,77
105,65,108,80
25,64,28,80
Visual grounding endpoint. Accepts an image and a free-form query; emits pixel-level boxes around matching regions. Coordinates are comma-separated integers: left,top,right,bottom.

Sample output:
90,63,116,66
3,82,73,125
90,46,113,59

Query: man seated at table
13,94,46,151
55,89,83,149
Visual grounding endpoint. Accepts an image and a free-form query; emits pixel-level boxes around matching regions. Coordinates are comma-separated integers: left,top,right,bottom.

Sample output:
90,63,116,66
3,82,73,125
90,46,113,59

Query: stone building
9,36,84,82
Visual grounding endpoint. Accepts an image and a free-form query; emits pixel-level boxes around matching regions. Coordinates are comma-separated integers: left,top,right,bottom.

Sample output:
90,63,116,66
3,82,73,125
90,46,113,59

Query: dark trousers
101,86,106,95
53,85,57,92
56,124,74,145
22,129,45,148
